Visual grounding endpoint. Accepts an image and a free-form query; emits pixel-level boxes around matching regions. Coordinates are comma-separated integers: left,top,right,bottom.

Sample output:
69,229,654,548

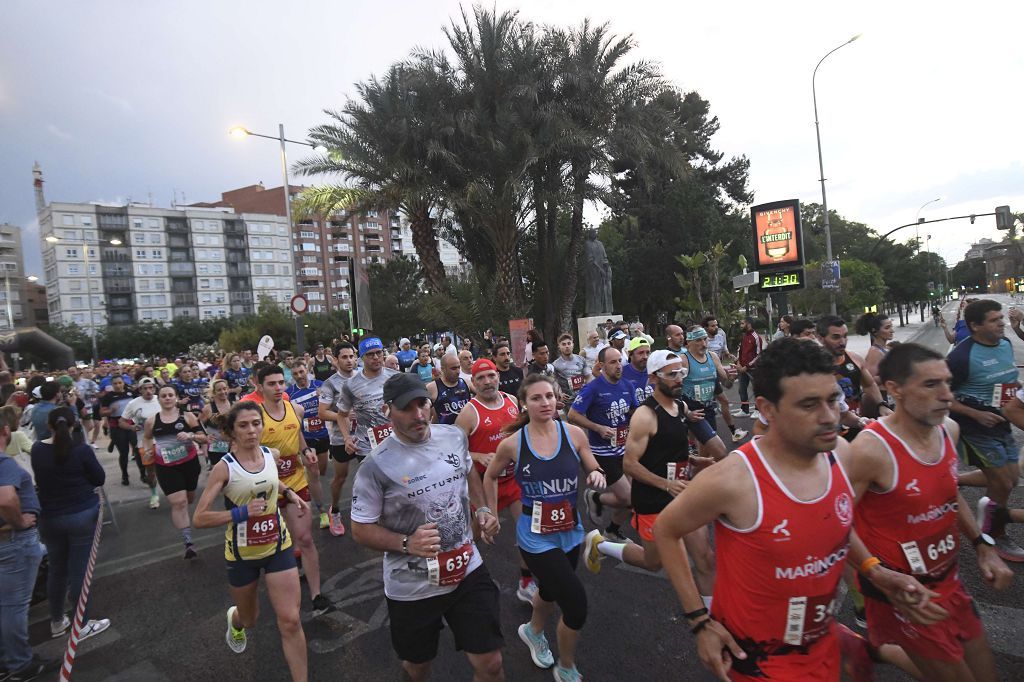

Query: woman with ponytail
29,406,111,642
855,311,894,387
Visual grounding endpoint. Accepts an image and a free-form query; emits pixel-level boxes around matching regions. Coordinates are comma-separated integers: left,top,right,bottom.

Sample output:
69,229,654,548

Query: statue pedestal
577,314,616,348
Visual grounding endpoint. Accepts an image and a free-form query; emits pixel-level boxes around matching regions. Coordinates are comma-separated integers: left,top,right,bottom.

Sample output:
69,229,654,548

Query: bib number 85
927,534,956,562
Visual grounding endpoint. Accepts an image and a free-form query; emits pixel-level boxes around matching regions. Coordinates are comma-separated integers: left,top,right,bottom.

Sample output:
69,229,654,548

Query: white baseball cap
647,349,686,376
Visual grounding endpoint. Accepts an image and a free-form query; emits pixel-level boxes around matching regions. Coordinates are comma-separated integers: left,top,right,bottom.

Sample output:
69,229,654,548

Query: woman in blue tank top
484,374,606,682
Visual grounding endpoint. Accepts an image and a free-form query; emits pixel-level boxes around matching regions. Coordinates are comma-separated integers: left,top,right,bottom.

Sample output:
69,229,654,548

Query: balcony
108,295,133,309
173,292,196,306
391,231,402,240
102,265,132,277
231,303,252,316
106,278,132,294
168,235,189,248
169,249,191,262
169,262,194,276
230,291,253,304
225,237,246,249
229,277,248,292
226,248,248,261
166,220,188,233
173,306,198,319
224,221,245,235
227,263,250,277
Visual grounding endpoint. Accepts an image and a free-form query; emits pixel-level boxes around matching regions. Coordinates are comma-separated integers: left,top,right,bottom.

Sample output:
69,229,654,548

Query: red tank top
711,439,853,680
854,420,960,597
467,393,518,478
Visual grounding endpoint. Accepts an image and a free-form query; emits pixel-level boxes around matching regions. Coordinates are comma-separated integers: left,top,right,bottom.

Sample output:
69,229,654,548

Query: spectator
30,407,111,643
734,317,764,419
1,407,33,484
30,381,61,441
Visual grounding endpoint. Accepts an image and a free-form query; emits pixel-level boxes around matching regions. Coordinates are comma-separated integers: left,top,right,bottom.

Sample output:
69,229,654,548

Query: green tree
949,258,986,291
788,259,887,319
367,255,426,342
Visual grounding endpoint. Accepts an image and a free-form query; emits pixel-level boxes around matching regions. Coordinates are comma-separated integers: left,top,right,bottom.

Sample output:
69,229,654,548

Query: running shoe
731,428,748,443
121,475,129,486
311,594,333,617
149,492,160,509
518,623,554,669
730,408,749,417
748,409,761,422
837,624,874,682
853,606,866,630
328,507,346,537
604,528,632,544
994,536,1024,562
318,512,330,530
78,619,111,642
976,496,994,535
581,490,604,528
50,614,70,638
225,606,247,654
584,529,603,574
552,664,582,681
516,578,538,605
184,543,197,560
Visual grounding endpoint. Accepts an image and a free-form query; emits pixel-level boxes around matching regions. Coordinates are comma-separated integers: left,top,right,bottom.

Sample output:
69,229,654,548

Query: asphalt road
30,296,1024,681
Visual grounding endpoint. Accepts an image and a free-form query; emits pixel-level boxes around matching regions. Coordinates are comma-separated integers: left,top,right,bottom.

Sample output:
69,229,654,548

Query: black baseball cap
382,373,430,409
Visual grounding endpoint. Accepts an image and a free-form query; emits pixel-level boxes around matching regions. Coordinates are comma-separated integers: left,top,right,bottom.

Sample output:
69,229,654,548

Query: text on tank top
206,400,233,453
516,421,580,523
151,411,198,467
222,447,291,561
833,352,863,409
854,420,960,592
434,378,471,425
712,440,854,659
631,396,693,515
468,393,519,478
260,401,306,490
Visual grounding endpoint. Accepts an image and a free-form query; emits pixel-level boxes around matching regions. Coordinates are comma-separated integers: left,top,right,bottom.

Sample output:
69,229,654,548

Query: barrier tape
58,488,106,682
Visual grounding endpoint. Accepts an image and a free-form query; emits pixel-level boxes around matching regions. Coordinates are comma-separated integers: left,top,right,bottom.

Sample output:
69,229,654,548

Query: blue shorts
959,429,1019,469
226,548,297,587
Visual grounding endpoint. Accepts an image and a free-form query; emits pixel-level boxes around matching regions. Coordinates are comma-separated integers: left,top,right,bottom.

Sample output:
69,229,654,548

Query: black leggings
519,545,587,630
111,428,142,478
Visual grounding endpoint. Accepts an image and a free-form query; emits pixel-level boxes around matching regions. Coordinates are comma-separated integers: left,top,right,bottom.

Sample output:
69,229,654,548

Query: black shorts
385,564,503,664
594,454,624,487
154,457,201,496
330,444,359,463
226,547,297,588
307,437,330,454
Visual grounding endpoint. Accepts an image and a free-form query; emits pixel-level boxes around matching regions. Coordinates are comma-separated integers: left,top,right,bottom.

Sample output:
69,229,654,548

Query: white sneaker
149,493,160,509
748,409,761,421
78,618,111,642
730,408,749,417
731,429,748,442
225,606,247,654
516,579,539,605
50,614,70,638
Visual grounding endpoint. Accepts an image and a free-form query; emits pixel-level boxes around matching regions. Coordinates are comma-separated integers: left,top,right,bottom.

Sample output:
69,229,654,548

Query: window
300,231,315,239
70,296,83,307
199,279,210,289
277,226,287,236
153,294,166,305
150,249,162,259
281,265,290,276
72,313,86,324
302,256,316,263
150,234,161,244
214,293,226,304
217,308,227,317
62,215,75,226
194,235,206,245
253,278,263,288
153,280,166,290
132,232,146,245
141,311,153,321
367,210,378,218
70,280,83,292
85,230,98,241
138,280,149,291
67,264,80,275
65,247,79,258
81,216,93,226
200,293,212,303
135,249,147,259
152,264,165,275
155,310,169,320
197,264,209,275
140,294,150,306
147,218,159,228
210,264,224,275
276,238,288,248
133,219,143,228
213,278,224,288
208,235,221,246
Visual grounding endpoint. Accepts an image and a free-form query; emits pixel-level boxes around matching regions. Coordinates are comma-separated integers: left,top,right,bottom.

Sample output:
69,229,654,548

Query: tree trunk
555,166,588,338
533,169,550,336
407,207,447,295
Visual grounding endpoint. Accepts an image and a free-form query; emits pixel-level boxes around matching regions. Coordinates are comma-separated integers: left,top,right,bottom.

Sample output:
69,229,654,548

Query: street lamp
45,235,123,363
915,197,942,252
813,33,861,315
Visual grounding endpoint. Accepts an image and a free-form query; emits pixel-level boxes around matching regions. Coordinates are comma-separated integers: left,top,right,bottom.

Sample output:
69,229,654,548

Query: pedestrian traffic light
996,205,1013,230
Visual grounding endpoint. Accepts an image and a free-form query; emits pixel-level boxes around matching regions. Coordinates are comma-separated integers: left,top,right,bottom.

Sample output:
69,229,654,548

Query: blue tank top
682,350,718,406
286,380,329,440
433,378,470,425
514,421,583,553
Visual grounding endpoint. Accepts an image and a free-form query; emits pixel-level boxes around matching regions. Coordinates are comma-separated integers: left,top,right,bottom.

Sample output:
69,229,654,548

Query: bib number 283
427,542,473,586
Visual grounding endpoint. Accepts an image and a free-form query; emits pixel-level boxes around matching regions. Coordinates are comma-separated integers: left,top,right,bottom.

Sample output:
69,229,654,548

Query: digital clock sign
759,268,805,292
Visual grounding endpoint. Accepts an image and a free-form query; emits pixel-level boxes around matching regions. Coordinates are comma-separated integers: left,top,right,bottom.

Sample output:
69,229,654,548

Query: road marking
307,557,389,654
93,535,223,579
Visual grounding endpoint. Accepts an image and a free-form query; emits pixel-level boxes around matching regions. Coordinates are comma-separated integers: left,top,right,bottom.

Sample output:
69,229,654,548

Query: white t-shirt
350,424,481,601
121,396,161,430
581,342,607,373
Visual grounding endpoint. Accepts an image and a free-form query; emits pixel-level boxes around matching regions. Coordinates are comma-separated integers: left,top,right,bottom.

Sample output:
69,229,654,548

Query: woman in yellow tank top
193,401,309,682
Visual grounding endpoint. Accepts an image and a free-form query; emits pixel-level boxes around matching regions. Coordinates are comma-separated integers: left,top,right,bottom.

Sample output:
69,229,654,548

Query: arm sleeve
349,458,384,524
690,418,717,444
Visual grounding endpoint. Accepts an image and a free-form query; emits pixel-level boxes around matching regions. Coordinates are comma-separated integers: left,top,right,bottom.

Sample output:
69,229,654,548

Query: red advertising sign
751,199,804,270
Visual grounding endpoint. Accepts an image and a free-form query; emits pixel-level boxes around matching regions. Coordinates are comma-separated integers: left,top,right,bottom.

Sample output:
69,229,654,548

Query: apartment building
0,224,26,329
38,202,294,330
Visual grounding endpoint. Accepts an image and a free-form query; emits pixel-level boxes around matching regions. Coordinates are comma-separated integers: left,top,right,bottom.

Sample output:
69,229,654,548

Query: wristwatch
971,533,996,548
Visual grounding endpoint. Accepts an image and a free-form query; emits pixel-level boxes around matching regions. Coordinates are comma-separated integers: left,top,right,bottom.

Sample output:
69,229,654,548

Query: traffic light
996,205,1014,230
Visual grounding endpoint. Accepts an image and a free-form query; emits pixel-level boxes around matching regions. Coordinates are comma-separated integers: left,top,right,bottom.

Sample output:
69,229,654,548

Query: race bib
569,375,585,392
901,529,958,576
237,512,280,547
210,439,231,452
992,383,1017,407
783,594,837,646
530,499,576,535
500,459,517,479
427,542,473,586
693,383,716,402
277,454,298,478
303,416,325,432
160,442,191,464
367,423,393,448
666,462,689,482
610,424,629,448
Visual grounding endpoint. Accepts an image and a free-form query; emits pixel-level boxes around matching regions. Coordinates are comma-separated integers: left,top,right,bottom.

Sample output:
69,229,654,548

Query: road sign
290,294,309,315
732,271,759,290
821,260,841,289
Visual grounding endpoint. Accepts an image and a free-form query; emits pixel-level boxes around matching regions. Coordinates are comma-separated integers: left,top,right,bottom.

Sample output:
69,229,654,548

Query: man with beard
621,337,653,404
494,341,524,397
817,315,884,423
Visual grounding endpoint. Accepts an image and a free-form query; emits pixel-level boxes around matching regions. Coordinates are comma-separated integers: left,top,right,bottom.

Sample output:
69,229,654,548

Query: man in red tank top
654,338,945,681
847,343,1012,681
454,358,536,603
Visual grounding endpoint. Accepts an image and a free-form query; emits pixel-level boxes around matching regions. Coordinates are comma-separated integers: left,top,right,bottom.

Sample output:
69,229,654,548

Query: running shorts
593,454,624,487
154,457,201,496
226,548,297,588
631,512,658,543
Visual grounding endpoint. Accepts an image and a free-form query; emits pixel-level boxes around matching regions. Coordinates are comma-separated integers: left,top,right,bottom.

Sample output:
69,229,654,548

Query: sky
3,0,1023,283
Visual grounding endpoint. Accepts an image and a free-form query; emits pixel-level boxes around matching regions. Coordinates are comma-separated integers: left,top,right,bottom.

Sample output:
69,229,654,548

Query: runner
256,365,330,616
552,333,588,410
484,373,606,681
848,343,1013,681
407,341,437,384
310,345,335,382
142,384,208,559
584,350,724,606
680,326,736,437
621,337,653,404
395,338,417,372
174,365,208,417
192,401,308,682
457,349,476,387
494,341,524,397
526,340,555,379
220,353,253,399
454,358,535,603
100,376,138,486
350,373,504,682
567,347,637,543
317,342,357,536
120,378,161,508
946,299,1024,561
580,330,606,378
817,315,885,421
72,366,101,447
426,353,471,425
702,316,745,441
200,379,235,469
287,363,330,530
856,312,895,387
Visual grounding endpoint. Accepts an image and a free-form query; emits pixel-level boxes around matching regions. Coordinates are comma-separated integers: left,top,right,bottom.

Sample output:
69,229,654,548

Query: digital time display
759,268,805,292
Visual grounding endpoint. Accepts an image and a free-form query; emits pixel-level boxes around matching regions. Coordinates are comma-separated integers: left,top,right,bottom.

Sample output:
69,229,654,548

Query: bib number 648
927,534,956,562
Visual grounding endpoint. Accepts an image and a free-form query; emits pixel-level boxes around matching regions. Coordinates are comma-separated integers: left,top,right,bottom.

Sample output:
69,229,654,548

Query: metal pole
813,35,860,316
83,242,98,363
915,198,941,253
279,123,293,248
3,276,12,330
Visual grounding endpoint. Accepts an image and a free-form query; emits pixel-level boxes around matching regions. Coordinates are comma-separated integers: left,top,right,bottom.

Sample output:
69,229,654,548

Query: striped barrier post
58,488,106,682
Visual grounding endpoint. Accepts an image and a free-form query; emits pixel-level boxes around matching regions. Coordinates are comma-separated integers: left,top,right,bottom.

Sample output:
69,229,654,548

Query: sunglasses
657,369,687,379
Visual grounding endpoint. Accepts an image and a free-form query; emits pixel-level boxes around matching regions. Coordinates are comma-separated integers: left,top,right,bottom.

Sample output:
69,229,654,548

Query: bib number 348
427,542,473,587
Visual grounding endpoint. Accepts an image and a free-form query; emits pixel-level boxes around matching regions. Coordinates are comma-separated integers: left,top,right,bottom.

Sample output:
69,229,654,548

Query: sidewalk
845,302,953,357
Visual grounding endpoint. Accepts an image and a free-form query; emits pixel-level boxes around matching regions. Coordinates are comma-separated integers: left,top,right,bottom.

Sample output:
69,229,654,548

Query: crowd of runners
1,301,1022,681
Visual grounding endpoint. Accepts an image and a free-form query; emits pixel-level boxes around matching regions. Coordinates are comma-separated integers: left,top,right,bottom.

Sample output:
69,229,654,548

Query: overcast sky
3,1,1022,282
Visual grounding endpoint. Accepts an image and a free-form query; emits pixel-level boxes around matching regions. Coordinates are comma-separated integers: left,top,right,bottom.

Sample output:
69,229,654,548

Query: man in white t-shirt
581,329,607,376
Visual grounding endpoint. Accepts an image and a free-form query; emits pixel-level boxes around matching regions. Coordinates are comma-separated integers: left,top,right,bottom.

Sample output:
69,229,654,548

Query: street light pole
915,197,942,252
813,33,861,316
82,242,98,363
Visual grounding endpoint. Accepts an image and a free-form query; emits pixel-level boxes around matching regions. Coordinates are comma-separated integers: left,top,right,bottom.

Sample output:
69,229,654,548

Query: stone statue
582,230,614,316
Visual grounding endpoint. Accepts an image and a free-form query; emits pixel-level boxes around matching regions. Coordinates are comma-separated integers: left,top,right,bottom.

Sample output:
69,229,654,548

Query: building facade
39,201,294,330
0,224,26,329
